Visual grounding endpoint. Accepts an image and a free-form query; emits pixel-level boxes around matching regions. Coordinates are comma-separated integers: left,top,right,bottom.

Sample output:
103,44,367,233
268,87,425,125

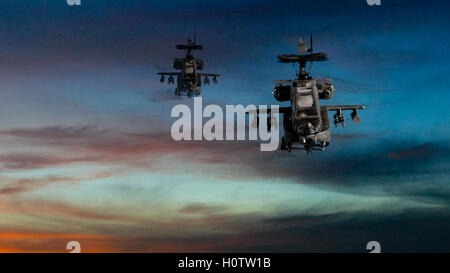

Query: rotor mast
297,36,312,80
277,35,327,80
176,35,203,59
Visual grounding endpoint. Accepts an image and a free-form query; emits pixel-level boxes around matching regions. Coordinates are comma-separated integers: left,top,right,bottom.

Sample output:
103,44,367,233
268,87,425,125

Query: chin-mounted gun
300,137,330,154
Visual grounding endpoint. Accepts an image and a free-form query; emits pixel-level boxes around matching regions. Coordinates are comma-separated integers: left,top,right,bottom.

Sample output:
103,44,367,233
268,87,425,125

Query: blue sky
0,0,448,252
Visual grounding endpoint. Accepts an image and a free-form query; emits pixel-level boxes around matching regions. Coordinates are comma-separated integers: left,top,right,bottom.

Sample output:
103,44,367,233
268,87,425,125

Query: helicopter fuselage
277,78,336,151
173,57,205,96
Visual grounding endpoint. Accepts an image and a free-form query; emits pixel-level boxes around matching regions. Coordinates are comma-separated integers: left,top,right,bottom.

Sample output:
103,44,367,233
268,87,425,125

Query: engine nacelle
196,59,205,70
316,79,335,99
173,60,183,70
274,85,291,102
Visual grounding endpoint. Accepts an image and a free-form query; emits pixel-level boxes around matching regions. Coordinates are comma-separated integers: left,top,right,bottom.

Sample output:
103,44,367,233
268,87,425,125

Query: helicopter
250,35,365,154
158,36,220,97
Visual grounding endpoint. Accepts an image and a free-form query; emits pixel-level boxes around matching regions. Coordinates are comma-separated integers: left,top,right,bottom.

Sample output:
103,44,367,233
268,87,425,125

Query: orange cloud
0,232,110,240
0,230,119,253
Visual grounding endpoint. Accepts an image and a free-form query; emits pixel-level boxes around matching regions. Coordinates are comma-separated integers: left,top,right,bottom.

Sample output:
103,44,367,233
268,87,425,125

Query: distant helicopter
251,35,365,153
158,36,220,97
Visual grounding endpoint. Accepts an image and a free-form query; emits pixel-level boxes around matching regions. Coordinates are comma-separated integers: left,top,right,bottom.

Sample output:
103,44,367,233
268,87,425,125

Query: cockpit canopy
296,91,314,108
292,82,322,134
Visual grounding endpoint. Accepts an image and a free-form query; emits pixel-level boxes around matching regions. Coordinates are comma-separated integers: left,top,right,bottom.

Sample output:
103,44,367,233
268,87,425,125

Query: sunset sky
0,0,449,252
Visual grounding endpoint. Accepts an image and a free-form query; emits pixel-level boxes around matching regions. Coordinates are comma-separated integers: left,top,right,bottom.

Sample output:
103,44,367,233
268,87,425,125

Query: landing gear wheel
320,141,328,151
281,137,287,150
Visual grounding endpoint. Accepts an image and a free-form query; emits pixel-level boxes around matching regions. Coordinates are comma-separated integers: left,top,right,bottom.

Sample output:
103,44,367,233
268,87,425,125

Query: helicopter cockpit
291,80,322,135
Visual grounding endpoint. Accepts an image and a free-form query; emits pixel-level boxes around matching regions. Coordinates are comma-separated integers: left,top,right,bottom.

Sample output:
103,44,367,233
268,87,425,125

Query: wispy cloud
0,172,113,196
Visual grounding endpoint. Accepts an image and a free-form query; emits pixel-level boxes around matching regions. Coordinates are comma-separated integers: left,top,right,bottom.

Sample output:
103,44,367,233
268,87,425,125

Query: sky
0,0,449,252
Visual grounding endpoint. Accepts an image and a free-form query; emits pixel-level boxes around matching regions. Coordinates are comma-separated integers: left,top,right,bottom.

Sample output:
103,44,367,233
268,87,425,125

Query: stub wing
245,107,290,131
325,105,366,111
158,72,181,84
198,73,220,84
246,106,291,115
199,73,220,77
157,72,181,76
324,105,366,126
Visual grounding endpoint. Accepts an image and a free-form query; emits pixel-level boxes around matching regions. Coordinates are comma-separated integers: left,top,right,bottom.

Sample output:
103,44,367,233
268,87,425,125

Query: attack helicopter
251,35,365,153
158,36,220,97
